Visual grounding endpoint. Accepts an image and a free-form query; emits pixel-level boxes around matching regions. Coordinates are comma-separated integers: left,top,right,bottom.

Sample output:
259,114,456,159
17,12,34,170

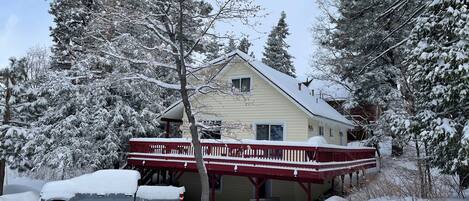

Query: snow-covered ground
0,169,46,201
3,168,46,195
330,138,469,201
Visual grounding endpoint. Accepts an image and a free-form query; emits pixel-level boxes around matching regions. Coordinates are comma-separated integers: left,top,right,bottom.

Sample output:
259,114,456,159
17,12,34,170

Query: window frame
329,128,333,137
319,126,324,136
230,76,252,93
254,122,286,141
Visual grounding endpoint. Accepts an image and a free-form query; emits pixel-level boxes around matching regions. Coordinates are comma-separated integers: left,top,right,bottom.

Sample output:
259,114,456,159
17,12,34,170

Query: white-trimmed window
339,131,344,145
329,128,333,137
319,126,324,136
256,124,284,141
232,77,251,92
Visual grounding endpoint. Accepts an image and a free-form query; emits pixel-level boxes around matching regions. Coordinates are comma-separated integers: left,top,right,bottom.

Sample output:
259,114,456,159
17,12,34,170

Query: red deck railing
127,138,377,183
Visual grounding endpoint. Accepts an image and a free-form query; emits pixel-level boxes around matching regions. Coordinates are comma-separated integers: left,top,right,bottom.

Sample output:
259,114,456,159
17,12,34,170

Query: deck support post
248,177,266,201
331,177,335,193
210,174,216,201
349,173,353,188
340,175,345,195
356,171,360,186
156,169,160,184
297,182,312,201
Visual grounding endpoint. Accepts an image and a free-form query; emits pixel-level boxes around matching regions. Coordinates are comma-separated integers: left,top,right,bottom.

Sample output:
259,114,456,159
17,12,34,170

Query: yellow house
157,50,355,201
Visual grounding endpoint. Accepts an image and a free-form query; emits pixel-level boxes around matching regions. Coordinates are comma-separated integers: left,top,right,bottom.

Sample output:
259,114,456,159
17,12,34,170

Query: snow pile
324,195,348,201
5,168,46,195
307,136,328,145
40,170,141,200
136,186,185,200
0,191,40,201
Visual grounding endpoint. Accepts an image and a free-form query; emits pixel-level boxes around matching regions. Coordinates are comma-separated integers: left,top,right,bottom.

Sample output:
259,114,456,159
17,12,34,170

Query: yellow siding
183,57,309,141
308,118,349,145
181,56,350,144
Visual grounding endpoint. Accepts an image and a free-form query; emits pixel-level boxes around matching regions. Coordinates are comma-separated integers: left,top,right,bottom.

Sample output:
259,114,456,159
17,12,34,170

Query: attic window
232,77,251,92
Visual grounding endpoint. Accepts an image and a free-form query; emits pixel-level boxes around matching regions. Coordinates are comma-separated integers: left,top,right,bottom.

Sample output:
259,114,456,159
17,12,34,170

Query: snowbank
40,169,141,200
0,191,40,201
307,136,328,145
325,195,348,201
136,186,185,200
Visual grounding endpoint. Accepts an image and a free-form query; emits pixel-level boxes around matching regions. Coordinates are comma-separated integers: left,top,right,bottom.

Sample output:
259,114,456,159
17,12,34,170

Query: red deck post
356,171,360,186
248,177,266,201
340,175,345,195
297,182,312,201
349,173,353,188
210,174,216,201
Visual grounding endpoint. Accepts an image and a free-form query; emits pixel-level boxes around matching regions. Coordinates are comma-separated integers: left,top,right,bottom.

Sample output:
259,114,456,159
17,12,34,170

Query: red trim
127,139,377,184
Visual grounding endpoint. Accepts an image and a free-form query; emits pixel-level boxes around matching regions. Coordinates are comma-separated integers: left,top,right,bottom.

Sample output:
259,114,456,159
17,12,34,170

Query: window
256,124,283,141
339,131,344,145
319,126,324,136
232,77,251,92
200,120,221,139
329,128,333,137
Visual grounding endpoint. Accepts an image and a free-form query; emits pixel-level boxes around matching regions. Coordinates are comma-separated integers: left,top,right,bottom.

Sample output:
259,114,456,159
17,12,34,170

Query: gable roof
159,50,354,127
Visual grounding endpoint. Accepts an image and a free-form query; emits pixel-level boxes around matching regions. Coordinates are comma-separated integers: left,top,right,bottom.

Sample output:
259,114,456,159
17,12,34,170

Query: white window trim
252,121,287,141
230,75,252,94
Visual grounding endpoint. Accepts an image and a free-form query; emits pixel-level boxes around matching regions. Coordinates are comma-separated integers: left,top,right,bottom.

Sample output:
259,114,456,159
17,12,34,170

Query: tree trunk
414,135,426,198
175,1,210,200
424,142,432,195
458,167,469,190
0,160,4,195
0,73,12,196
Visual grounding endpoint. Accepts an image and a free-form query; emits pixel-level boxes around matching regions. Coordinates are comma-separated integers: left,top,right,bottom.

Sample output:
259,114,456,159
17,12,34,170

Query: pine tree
49,0,98,69
262,11,295,77
314,0,425,157
0,57,47,194
238,37,252,54
407,0,469,188
224,38,237,53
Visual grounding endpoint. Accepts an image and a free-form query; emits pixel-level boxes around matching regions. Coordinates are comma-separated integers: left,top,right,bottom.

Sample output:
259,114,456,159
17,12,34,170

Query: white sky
0,0,321,81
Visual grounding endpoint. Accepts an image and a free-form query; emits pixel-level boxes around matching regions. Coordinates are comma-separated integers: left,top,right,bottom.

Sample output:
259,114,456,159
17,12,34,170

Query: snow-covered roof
136,186,185,200
40,170,140,200
159,50,353,127
228,50,353,126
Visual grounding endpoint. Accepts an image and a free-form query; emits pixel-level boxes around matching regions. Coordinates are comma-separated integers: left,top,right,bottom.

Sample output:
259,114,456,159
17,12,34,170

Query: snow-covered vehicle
40,170,185,201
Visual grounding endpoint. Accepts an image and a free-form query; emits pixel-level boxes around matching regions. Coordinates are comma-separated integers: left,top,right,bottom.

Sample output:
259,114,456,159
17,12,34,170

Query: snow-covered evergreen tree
406,0,469,188
21,0,178,179
49,0,98,69
314,0,425,156
224,38,237,53
262,11,295,77
238,37,252,54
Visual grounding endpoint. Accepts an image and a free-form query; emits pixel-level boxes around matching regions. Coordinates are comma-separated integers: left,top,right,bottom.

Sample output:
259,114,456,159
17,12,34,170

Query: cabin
127,51,376,201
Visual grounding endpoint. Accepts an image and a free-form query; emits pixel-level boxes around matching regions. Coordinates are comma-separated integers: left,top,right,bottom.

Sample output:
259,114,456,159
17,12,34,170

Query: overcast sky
0,0,321,81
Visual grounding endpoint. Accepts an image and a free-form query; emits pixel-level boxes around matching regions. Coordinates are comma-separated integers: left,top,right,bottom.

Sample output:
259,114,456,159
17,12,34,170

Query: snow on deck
40,170,140,200
136,186,185,200
130,137,375,150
